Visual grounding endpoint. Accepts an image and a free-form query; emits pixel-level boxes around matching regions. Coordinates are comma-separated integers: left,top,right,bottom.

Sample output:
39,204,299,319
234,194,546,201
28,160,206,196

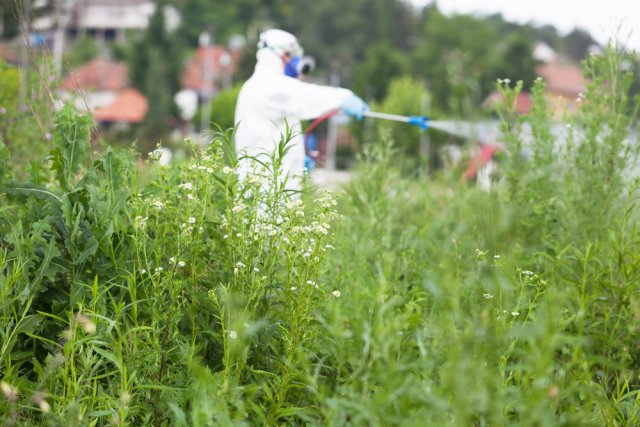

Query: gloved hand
341,95,369,120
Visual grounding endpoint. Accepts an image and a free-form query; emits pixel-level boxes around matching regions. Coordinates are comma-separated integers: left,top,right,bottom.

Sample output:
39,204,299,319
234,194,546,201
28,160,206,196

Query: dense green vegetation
1,46,639,426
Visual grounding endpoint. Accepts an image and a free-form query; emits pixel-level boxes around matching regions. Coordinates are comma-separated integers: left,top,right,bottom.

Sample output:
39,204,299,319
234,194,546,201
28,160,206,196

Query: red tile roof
536,61,586,97
0,42,18,64
93,88,148,123
181,46,239,91
60,58,128,91
484,91,532,115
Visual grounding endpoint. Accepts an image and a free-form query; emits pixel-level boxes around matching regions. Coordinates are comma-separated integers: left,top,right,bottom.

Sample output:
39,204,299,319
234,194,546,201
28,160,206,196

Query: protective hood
257,29,303,58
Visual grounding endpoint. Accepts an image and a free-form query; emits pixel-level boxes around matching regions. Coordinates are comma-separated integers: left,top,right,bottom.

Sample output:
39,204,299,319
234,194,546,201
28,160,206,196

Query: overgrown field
1,50,639,426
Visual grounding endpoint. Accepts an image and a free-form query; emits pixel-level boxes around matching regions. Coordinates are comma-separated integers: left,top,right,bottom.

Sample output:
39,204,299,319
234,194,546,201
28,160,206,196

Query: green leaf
50,104,93,191
0,181,61,202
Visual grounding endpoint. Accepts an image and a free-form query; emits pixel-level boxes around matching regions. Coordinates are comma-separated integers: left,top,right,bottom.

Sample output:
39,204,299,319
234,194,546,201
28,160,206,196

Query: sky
408,0,640,51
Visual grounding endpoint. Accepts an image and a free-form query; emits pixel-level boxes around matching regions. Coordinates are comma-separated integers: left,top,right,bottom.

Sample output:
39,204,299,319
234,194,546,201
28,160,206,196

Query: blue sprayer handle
408,116,430,130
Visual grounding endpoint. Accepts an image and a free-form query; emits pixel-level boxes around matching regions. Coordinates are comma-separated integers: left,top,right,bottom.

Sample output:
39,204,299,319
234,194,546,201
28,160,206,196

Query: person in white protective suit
234,29,369,191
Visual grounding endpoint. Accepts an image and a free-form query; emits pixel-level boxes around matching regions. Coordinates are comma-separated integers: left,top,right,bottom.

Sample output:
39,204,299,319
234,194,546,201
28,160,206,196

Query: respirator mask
284,55,316,78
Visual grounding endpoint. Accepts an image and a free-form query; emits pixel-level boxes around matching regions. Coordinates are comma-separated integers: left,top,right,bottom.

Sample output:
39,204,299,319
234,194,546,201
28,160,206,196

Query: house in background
484,43,587,119
33,0,180,45
535,59,586,119
180,44,240,103
59,58,147,126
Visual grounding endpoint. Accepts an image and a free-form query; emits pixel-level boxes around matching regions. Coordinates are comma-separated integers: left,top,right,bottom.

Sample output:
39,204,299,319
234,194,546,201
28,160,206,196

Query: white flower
228,330,238,340
223,166,233,174
331,290,341,298
223,234,229,239
290,287,297,291
232,203,246,213
206,167,214,173
179,182,193,190
235,261,245,269
188,217,196,224
37,399,51,413
511,310,520,316
1,382,18,403
169,257,176,264
494,255,501,259
483,293,494,299
178,261,186,268
141,269,147,275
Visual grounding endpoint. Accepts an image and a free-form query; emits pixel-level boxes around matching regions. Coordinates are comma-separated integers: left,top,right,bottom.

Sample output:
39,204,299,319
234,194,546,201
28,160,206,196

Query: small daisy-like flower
223,166,233,174
141,269,147,275
177,260,186,268
223,234,229,239
290,287,297,291
188,217,196,224
206,167,214,173
228,330,238,340
511,310,520,316
331,290,341,298
494,255,501,259
483,293,494,299
179,182,193,190
169,257,176,264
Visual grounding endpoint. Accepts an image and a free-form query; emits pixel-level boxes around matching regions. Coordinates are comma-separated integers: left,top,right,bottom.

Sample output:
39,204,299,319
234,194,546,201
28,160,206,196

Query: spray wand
362,111,430,130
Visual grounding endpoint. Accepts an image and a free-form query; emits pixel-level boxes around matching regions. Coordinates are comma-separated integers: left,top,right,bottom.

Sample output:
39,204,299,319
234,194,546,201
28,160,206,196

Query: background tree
493,29,539,88
411,6,501,116
564,28,597,61
0,0,20,39
352,42,409,103
129,0,183,143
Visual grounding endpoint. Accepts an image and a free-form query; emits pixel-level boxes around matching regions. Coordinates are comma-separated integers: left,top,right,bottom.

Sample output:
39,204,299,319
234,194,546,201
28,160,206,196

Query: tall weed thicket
315,46,639,425
0,47,639,426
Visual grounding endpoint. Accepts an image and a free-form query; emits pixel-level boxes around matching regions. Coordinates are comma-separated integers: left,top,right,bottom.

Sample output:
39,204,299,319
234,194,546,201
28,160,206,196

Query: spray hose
303,109,431,161
304,109,430,141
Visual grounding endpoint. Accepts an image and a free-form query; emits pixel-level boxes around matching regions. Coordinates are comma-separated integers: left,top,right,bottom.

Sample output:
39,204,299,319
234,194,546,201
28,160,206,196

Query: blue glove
341,95,369,120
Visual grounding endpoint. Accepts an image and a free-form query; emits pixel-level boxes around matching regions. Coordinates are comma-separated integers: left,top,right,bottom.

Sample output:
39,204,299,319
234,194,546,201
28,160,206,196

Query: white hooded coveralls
234,32,353,190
